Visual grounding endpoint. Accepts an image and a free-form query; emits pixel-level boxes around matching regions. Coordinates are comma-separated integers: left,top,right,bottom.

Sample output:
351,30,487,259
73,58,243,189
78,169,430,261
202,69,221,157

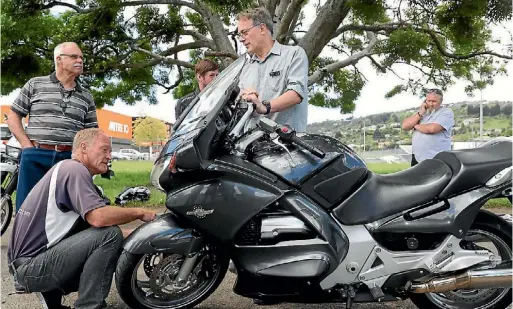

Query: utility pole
363,120,366,153
479,90,483,139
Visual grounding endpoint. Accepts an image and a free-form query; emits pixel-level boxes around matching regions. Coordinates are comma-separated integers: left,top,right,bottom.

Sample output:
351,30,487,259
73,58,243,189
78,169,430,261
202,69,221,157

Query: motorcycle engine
236,214,315,246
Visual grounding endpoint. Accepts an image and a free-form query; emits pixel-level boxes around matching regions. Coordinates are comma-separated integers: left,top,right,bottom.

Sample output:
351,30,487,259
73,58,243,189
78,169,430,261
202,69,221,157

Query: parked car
111,152,131,161
111,149,144,160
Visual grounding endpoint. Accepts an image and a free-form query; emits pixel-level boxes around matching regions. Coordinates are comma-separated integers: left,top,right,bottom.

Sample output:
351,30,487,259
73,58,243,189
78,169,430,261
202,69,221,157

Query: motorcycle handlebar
290,134,326,159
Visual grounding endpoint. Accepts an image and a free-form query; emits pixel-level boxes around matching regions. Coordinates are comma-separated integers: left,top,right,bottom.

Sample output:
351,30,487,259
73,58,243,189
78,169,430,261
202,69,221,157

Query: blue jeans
12,226,123,309
15,147,71,212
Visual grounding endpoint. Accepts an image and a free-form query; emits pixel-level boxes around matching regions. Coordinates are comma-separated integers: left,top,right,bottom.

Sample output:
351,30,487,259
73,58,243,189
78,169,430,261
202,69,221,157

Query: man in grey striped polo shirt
7,42,98,212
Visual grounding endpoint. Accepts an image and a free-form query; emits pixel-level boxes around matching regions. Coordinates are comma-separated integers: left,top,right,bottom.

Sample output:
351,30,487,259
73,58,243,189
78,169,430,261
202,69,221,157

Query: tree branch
161,41,213,56
195,0,236,68
396,61,430,76
276,0,305,43
366,55,386,73
308,32,378,85
332,22,406,39
275,0,292,20
267,0,280,19
426,31,513,60
115,0,200,12
131,46,195,69
204,51,239,60
161,36,185,94
299,0,351,61
331,22,512,60
40,1,88,12
40,0,201,14
179,30,212,43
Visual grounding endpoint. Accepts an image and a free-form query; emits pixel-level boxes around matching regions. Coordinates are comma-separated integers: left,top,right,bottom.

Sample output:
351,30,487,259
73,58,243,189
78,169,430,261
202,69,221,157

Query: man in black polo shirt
7,42,98,212
174,58,219,120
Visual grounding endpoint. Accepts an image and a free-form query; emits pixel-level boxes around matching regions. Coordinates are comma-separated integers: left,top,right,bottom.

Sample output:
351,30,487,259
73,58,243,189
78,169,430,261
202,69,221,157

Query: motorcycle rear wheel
115,245,228,309
409,217,512,309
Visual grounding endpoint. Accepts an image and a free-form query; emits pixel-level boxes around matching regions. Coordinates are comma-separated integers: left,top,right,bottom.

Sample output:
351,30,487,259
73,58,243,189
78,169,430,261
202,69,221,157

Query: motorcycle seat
333,159,452,225
435,140,512,199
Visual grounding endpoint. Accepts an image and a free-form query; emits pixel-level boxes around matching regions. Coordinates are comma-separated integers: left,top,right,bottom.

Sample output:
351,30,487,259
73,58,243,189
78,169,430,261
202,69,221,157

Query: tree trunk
196,0,236,67
299,0,350,62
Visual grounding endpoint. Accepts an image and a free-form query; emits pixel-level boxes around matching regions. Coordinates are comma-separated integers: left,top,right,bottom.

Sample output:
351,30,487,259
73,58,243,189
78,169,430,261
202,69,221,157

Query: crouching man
7,128,157,309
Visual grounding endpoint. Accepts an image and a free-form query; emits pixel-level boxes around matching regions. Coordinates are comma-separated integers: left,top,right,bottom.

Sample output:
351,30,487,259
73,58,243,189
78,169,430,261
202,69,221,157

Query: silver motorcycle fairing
319,221,495,290
320,186,503,290
366,186,506,237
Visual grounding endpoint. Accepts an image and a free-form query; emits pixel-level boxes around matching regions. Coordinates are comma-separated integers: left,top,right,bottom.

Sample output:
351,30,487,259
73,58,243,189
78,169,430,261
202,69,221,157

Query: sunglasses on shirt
426,88,443,96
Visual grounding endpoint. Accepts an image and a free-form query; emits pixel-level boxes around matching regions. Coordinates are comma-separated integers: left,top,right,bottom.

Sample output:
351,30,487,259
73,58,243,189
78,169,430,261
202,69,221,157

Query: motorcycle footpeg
369,286,385,301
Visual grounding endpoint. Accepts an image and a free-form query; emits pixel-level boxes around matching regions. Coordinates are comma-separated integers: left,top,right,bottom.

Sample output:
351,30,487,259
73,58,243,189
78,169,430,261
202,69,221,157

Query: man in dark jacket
174,59,219,120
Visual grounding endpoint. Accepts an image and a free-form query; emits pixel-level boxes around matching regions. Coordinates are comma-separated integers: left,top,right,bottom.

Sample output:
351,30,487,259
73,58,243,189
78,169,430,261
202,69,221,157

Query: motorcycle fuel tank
251,134,366,185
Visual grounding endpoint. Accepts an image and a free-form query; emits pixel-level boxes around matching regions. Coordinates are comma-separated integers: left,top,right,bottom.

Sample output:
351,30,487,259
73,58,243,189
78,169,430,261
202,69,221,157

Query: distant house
463,118,479,126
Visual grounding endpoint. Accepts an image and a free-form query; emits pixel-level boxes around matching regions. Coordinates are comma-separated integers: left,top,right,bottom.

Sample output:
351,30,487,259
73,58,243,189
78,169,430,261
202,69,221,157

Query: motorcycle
114,55,512,309
1,143,20,235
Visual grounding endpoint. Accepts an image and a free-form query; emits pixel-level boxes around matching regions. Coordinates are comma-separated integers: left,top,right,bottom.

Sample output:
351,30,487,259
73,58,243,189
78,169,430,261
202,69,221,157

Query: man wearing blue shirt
402,89,455,166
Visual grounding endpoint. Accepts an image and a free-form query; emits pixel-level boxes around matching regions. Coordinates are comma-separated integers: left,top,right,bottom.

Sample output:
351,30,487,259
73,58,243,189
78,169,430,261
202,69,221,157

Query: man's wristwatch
262,100,271,115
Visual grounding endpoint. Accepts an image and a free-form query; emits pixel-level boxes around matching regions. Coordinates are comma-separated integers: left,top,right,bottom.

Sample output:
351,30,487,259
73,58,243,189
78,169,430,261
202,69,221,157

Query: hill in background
306,101,512,151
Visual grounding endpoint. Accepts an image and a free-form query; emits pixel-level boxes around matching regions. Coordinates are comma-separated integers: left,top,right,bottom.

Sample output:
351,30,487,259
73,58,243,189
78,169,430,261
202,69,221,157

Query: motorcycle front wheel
115,244,228,309
409,217,512,309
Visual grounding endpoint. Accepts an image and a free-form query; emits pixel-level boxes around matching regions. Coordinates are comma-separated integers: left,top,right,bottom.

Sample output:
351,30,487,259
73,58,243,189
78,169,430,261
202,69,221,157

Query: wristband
262,100,271,115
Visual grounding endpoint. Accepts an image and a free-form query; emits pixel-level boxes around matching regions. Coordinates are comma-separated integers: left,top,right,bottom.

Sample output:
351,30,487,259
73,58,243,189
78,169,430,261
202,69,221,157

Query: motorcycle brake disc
149,254,198,299
143,254,165,277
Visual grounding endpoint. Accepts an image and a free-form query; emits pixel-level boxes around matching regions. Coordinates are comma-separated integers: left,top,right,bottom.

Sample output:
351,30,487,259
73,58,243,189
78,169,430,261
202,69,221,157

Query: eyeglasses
235,23,262,38
427,88,443,96
59,53,84,60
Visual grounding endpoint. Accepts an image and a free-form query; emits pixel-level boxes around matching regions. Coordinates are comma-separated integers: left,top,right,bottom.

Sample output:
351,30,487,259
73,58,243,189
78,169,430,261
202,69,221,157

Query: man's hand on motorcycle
240,89,267,114
140,210,157,222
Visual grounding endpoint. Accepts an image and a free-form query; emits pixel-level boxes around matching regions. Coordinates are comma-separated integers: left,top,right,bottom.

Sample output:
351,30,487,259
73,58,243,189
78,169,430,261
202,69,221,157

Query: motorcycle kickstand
338,286,355,309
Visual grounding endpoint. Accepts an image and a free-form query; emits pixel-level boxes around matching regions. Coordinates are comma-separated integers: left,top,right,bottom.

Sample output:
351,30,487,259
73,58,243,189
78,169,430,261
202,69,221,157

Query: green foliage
133,116,168,146
0,5,58,93
308,63,364,113
347,0,389,24
1,0,510,114
383,28,431,64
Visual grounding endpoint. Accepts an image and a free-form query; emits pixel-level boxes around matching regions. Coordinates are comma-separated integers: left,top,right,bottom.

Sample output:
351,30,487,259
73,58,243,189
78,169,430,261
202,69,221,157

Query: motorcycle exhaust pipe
408,263,512,294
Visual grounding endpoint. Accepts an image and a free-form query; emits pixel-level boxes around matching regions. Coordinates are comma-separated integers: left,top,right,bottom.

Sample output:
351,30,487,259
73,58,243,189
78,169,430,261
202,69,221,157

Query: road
1,209,511,309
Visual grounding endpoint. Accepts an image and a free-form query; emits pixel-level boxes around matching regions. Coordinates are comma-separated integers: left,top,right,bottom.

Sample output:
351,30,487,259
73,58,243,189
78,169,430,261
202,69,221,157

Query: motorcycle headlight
150,156,172,192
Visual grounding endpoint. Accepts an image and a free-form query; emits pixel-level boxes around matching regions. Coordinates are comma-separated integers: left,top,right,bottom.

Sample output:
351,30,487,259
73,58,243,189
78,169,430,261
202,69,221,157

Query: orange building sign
96,109,133,140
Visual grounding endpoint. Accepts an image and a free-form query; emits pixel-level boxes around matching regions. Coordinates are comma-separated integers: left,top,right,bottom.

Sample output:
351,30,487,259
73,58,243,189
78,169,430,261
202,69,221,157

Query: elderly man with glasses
7,42,98,212
401,88,455,166
235,7,309,133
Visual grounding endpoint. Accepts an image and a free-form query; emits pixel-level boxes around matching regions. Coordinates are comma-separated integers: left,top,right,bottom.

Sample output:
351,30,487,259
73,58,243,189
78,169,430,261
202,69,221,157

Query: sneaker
35,291,70,309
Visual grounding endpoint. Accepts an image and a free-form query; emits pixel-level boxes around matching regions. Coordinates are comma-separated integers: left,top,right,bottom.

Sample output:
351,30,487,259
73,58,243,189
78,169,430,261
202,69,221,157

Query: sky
1,1,512,124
